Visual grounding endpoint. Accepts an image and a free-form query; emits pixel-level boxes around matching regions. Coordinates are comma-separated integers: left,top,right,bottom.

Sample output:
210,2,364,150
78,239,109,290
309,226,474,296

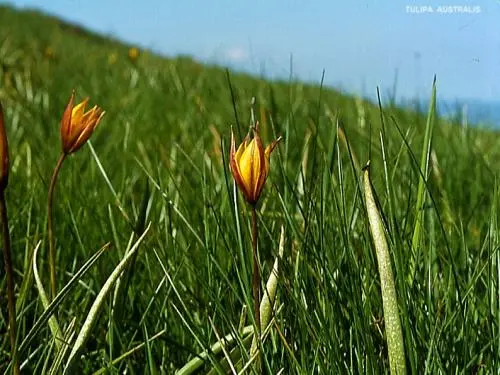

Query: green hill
1,4,500,374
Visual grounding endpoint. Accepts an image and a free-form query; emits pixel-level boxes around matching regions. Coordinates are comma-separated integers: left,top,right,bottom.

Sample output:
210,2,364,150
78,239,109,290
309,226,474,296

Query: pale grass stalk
363,163,406,375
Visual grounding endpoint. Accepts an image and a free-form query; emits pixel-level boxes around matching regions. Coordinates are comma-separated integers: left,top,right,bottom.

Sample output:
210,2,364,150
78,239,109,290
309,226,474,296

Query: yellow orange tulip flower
230,123,281,205
60,91,105,154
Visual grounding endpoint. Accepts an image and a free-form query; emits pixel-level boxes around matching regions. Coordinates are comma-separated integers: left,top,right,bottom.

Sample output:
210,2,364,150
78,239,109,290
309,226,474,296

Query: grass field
1,5,500,374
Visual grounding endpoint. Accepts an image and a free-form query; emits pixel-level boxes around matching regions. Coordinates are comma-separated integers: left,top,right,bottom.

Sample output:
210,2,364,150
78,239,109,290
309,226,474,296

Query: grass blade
32,241,63,352
64,223,151,373
409,77,437,284
19,241,111,355
363,163,406,375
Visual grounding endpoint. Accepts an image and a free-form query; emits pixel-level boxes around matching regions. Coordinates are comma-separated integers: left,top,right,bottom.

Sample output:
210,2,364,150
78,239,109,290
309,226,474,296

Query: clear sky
4,0,500,103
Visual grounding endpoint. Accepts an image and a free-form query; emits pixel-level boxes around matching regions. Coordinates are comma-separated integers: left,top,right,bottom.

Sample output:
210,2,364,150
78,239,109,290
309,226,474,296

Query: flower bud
229,123,281,205
60,91,105,154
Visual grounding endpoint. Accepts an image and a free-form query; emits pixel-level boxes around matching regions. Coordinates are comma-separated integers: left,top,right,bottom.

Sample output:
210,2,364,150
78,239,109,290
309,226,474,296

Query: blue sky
5,0,500,103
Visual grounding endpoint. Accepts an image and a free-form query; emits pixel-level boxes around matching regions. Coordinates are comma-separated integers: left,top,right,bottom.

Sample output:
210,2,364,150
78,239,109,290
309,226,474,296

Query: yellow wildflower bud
0,102,9,191
230,123,281,205
60,91,105,154
128,47,139,62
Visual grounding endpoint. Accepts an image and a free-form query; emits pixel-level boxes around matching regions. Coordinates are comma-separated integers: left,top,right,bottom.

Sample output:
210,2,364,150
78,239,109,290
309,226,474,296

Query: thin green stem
1,189,20,375
251,205,263,373
48,152,67,300
251,205,261,337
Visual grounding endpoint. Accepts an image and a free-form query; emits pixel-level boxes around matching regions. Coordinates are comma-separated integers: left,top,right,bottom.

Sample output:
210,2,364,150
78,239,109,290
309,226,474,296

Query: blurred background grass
0,4,499,374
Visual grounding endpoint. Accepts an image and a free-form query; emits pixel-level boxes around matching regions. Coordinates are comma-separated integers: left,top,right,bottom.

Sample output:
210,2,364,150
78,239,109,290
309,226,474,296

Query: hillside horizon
4,3,500,128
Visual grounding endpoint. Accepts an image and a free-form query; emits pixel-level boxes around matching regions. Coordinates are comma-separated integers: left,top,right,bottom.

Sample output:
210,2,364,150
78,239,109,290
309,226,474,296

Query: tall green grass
0,5,499,374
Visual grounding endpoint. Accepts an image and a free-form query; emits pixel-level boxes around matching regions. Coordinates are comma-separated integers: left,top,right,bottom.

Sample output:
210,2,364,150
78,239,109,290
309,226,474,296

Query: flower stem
48,152,66,300
251,206,261,341
1,189,20,375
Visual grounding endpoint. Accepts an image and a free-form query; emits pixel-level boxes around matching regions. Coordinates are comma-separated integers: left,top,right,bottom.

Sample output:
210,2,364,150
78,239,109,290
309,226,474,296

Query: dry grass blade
32,241,63,352
363,163,406,375
64,223,151,373
250,225,285,356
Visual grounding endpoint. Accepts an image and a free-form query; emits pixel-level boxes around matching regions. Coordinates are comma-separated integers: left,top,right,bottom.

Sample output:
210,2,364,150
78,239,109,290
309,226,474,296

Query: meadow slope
1,5,500,374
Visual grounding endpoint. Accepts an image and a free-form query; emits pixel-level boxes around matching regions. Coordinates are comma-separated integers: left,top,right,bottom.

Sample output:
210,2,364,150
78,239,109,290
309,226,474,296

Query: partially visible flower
128,47,139,62
230,123,281,205
60,91,105,154
0,102,9,191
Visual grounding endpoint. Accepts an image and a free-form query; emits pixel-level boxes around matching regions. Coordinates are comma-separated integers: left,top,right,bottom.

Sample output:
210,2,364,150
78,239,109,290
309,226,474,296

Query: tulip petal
264,136,282,175
68,109,105,153
71,98,89,125
238,138,260,200
79,106,99,130
253,130,267,199
60,91,75,150
235,132,250,162
230,129,252,201
264,136,282,158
